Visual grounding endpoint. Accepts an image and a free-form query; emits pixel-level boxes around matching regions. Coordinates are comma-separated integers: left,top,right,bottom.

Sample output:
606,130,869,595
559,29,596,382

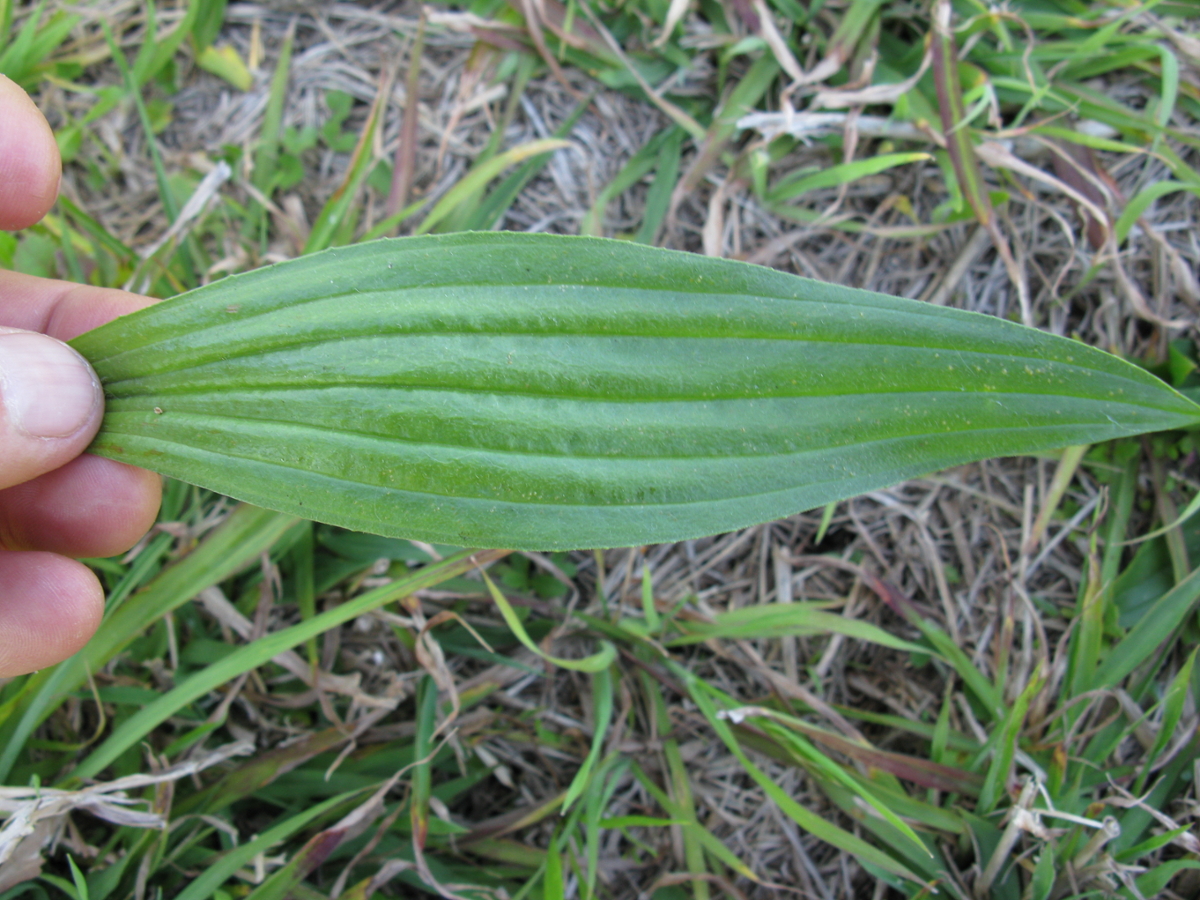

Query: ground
2,1,1200,898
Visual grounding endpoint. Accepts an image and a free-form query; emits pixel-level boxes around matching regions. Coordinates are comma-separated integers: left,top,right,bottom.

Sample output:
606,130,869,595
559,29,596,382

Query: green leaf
71,233,1200,551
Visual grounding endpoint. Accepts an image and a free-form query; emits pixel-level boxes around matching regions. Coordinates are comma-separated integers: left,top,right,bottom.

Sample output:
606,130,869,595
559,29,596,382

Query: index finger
0,269,155,341
0,74,60,231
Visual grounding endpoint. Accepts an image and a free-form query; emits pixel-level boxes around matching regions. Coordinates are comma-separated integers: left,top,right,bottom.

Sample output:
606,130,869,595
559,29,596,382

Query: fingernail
0,331,101,438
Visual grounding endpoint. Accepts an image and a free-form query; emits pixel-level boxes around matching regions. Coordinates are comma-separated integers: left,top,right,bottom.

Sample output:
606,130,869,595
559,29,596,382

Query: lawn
1,1,1199,898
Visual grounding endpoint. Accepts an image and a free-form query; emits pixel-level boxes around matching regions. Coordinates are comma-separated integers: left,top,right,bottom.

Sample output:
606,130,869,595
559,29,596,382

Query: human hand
0,74,161,676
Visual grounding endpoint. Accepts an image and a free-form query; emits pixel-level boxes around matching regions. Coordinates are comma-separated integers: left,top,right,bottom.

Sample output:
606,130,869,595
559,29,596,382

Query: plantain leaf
71,233,1200,550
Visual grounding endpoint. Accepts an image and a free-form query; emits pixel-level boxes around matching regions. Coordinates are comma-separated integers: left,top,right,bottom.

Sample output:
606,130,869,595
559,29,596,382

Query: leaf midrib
95,335,1145,400
99,368,1165,411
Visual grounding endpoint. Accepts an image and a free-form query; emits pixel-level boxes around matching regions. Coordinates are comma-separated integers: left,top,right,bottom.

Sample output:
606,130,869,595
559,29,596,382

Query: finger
0,328,105,490
0,74,60,231
0,265,160,558
0,269,156,341
0,551,104,677
0,455,162,557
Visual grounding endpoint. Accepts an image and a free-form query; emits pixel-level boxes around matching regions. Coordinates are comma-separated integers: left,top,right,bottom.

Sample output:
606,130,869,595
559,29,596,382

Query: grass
2,1,1200,898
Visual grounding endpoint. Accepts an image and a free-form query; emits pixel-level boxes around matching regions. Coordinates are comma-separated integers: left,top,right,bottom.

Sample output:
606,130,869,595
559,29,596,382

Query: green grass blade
975,673,1040,815
176,725,357,817
635,128,683,245
813,781,947,881
303,85,385,254
130,0,198,87
0,0,12,53
410,674,437,879
1125,485,1200,544
640,565,661,632
580,128,677,236
1126,860,1200,898
681,670,925,883
676,53,779,200
932,0,991,227
0,2,79,88
1133,648,1195,795
543,823,565,900
103,22,174,220
66,856,87,900
666,603,930,654
252,22,295,202
1156,45,1180,129
637,668,715,898
767,152,932,204
561,667,613,813
290,521,319,666
359,196,426,242
1093,563,1200,689
1067,535,1108,702
481,571,617,672
743,707,981,796
190,0,229,53
1116,825,1192,863
1101,445,1140,588
1114,180,1200,245
751,719,932,857
885,599,1004,718
632,758,746,890
0,0,45,76
55,211,85,283
102,20,200,290
582,758,625,899
57,195,137,269
463,99,592,233
415,138,571,235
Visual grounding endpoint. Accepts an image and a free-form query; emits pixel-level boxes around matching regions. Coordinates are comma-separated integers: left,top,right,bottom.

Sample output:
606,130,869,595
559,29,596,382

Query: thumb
0,328,103,491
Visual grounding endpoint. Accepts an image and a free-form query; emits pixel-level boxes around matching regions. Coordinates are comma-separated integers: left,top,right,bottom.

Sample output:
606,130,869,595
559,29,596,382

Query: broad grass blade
72,233,1200,551
1093,563,1200,689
